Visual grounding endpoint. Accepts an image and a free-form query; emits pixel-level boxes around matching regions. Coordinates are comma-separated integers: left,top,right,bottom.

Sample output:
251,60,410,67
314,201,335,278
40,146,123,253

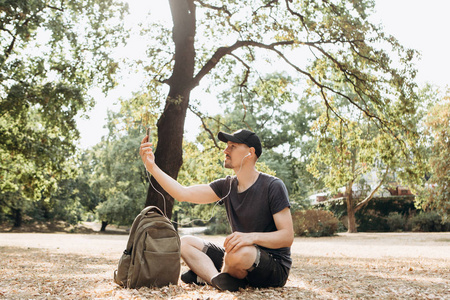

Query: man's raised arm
139,136,219,204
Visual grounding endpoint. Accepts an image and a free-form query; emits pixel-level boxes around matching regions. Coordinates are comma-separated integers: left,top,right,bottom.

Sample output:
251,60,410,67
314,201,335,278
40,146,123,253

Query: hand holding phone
140,127,154,167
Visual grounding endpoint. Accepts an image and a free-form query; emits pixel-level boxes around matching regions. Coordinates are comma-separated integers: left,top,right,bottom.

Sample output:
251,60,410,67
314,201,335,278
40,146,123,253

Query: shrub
204,208,231,235
314,196,417,232
292,209,339,237
357,211,390,232
410,211,445,232
386,212,406,231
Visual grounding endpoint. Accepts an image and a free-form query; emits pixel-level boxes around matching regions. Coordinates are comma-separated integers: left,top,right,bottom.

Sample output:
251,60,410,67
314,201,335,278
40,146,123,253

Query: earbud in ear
245,153,251,157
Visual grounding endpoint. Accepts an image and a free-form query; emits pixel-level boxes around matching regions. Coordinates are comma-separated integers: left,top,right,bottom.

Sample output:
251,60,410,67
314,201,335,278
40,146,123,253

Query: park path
1,231,449,259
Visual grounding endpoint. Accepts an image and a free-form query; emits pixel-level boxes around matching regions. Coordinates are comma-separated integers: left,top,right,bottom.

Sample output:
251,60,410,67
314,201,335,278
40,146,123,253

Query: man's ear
249,147,257,158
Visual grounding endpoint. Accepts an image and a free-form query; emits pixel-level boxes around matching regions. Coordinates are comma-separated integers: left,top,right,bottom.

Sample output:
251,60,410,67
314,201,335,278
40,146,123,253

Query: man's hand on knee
224,232,255,253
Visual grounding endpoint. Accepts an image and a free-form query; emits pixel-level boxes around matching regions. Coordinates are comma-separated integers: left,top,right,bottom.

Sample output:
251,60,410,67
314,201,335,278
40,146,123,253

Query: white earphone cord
144,153,249,225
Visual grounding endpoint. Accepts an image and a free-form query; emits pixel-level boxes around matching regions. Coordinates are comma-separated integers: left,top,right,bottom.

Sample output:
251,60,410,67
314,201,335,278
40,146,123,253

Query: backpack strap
140,205,165,217
124,212,143,253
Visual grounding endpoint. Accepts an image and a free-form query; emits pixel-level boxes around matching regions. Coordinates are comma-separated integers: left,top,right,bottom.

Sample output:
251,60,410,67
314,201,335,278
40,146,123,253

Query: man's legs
181,235,259,291
180,235,221,284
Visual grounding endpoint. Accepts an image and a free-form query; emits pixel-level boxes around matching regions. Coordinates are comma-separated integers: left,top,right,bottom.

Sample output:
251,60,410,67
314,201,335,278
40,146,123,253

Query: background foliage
0,0,448,233
0,0,127,227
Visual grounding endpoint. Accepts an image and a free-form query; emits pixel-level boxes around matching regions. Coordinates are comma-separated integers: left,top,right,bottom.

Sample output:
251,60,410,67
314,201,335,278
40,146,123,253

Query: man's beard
224,157,233,169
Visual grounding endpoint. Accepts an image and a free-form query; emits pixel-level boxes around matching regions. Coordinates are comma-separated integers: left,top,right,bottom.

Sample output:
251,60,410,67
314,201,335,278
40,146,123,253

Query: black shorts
203,242,290,288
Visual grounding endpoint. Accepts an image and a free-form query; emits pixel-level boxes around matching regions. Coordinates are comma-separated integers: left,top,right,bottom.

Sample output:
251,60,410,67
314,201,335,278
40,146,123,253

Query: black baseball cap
218,129,262,157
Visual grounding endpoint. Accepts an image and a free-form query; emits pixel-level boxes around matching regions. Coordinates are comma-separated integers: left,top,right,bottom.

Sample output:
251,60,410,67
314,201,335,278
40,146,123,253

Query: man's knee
180,235,204,257
224,245,257,270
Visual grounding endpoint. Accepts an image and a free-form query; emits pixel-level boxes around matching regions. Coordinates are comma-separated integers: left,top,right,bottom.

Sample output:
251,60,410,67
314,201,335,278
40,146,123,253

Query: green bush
386,212,406,231
204,208,231,235
293,209,339,237
314,196,417,232
357,212,390,232
410,211,447,232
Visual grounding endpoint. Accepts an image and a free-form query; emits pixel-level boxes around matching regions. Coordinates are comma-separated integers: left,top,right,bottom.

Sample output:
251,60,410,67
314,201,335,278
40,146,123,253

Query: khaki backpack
114,206,181,288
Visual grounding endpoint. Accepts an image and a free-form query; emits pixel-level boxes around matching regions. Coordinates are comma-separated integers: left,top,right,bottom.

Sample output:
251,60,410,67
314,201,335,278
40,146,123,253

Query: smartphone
146,127,152,143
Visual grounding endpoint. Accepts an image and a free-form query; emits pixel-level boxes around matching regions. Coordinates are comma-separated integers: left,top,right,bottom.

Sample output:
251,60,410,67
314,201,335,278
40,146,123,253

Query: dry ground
0,230,449,299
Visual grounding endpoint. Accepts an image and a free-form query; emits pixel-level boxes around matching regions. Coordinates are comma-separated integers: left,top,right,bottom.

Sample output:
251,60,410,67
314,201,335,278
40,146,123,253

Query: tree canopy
0,0,127,226
87,111,148,230
307,101,426,232
421,89,450,219
126,0,422,218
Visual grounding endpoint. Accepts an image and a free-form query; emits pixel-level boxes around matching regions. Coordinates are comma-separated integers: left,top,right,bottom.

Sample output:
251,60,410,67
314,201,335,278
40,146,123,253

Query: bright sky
373,0,450,87
76,0,450,149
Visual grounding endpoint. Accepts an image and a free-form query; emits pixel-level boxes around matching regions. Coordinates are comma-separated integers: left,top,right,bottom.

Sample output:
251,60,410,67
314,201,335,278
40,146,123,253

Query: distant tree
307,103,427,233
31,176,97,225
86,111,148,231
421,90,450,219
0,0,127,226
130,0,420,219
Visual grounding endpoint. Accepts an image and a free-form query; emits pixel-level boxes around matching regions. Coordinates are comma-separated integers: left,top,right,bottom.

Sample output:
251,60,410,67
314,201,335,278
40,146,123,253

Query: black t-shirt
209,172,292,269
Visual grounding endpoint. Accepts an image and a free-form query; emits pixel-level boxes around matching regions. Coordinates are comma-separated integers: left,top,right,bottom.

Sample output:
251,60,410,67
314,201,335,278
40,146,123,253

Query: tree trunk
346,197,357,233
100,221,108,232
144,0,196,220
12,208,22,228
346,182,357,233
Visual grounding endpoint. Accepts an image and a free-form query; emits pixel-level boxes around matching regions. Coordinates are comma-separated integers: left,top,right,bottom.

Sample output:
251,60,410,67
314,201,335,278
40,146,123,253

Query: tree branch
3,34,17,62
308,43,383,111
255,0,279,14
194,0,243,37
238,85,252,130
194,0,232,17
46,4,64,12
229,53,250,87
1,5,47,64
188,104,230,149
190,40,293,89
355,165,390,212
284,0,310,34
273,44,387,127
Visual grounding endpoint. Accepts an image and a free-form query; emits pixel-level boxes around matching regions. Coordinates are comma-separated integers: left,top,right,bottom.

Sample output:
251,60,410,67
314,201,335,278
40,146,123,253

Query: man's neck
235,167,260,193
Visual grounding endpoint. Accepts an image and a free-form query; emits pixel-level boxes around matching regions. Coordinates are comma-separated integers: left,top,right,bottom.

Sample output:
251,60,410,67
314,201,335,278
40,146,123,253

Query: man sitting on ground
139,129,294,291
